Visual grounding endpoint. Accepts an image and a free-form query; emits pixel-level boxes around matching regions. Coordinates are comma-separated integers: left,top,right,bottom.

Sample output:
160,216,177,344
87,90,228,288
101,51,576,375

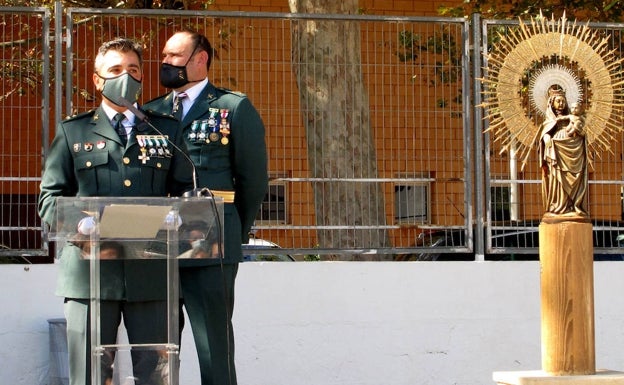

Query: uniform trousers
64,299,167,385
180,263,238,385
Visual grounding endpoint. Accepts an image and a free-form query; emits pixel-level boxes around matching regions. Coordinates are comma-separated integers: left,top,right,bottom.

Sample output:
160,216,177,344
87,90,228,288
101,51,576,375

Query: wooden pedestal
492,219,614,385
539,220,594,375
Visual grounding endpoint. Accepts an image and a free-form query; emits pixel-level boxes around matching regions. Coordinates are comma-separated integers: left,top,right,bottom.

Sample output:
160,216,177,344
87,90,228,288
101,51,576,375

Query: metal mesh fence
480,18,624,260
3,7,624,261
64,9,472,260
0,7,50,262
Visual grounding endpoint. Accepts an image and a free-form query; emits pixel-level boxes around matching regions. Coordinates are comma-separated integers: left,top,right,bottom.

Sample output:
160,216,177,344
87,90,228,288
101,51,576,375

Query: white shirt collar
174,78,208,105
102,103,136,135
102,102,136,125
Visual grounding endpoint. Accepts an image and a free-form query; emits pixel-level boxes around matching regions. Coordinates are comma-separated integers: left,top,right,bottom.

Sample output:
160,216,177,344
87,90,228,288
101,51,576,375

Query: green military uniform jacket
38,106,194,300
145,82,268,265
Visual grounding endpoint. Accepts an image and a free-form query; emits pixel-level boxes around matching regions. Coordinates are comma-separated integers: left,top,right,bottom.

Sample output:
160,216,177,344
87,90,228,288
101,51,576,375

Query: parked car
409,220,624,261
242,238,295,262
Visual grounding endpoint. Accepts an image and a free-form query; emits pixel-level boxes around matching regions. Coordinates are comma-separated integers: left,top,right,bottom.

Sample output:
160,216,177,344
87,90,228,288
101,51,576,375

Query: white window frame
255,173,288,225
490,183,512,222
394,173,432,224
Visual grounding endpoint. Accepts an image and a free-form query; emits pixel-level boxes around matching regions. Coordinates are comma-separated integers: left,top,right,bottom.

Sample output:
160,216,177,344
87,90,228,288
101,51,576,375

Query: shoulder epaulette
63,109,96,122
144,108,175,120
217,87,246,97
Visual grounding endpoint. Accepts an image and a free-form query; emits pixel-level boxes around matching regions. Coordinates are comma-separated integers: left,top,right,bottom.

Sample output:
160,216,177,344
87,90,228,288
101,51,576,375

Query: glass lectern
49,196,224,385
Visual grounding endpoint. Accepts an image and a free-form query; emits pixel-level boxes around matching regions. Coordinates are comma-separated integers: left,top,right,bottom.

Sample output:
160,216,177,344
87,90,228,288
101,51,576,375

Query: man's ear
93,73,103,91
196,50,209,66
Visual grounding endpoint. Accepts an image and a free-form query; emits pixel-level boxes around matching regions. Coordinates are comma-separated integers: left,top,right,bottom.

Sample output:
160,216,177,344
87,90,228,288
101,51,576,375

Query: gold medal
219,109,230,145
138,148,149,164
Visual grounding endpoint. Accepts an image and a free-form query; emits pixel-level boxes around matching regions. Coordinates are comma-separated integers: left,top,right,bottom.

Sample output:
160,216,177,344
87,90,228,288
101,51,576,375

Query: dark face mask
98,72,142,106
159,62,189,89
159,47,197,89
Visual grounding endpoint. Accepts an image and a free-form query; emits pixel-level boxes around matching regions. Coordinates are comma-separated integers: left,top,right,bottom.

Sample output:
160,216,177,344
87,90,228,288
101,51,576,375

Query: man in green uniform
38,38,194,385
145,30,268,385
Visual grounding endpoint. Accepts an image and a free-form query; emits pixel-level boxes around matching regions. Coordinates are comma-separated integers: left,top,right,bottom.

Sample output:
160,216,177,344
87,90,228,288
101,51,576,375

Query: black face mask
159,46,197,89
160,62,189,89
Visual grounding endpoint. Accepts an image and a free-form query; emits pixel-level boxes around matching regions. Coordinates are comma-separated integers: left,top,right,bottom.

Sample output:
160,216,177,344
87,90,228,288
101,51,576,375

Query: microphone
119,97,222,241
118,97,209,197
120,100,230,372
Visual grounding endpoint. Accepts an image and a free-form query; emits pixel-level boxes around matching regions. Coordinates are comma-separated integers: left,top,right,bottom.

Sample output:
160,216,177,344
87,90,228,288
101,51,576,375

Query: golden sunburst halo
480,12,624,167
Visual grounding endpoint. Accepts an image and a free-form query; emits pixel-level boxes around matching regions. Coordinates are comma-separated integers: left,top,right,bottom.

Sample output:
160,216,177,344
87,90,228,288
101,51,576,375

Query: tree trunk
289,0,390,260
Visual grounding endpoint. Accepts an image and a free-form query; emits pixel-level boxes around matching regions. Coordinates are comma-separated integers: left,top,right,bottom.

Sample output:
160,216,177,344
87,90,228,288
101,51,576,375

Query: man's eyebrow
165,49,184,56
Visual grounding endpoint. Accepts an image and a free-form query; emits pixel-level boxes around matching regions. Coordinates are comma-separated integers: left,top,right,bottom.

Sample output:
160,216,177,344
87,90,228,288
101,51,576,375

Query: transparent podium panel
49,196,224,385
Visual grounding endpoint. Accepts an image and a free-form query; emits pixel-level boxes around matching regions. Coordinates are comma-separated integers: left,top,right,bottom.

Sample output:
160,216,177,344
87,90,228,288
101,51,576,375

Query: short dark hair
94,38,143,72
181,29,214,71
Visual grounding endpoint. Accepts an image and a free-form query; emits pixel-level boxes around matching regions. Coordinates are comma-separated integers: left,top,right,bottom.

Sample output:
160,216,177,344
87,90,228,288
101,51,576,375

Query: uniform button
124,180,132,187
85,161,92,167
123,157,130,165
156,162,162,168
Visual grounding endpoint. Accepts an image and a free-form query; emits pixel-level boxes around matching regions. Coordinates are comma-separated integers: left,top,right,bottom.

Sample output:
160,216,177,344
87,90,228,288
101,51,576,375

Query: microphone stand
117,96,234,385
118,97,210,197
